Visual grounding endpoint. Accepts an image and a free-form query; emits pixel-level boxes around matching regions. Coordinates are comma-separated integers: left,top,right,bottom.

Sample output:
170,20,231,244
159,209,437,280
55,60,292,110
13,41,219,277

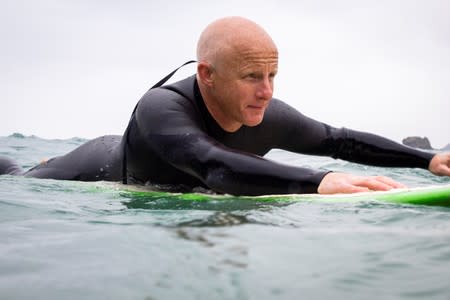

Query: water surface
1,134,450,300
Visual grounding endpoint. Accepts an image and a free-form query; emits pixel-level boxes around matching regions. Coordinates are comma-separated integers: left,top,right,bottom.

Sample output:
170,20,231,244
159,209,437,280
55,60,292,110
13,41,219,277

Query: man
1,16,449,195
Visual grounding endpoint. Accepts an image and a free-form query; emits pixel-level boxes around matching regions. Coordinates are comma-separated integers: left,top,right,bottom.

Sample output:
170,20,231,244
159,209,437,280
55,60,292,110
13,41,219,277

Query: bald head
196,17,278,68
195,17,279,132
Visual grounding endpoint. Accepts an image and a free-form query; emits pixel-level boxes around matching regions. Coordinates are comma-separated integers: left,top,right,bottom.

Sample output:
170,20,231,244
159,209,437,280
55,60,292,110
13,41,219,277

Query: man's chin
244,116,264,127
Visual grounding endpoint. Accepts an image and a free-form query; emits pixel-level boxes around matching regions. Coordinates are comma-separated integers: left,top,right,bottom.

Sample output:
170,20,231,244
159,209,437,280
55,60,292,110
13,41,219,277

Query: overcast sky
1,0,449,148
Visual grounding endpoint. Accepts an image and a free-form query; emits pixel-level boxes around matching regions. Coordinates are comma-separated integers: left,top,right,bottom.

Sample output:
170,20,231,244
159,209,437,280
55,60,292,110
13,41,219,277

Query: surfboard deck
95,182,450,207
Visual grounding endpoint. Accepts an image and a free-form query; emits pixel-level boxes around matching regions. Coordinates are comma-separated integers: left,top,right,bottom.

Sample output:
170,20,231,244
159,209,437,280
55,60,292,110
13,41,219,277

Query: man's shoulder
139,75,196,106
135,75,202,127
163,75,197,98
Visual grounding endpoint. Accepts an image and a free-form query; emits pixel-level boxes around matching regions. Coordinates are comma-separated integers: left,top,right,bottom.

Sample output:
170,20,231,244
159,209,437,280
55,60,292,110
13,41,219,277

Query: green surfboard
96,182,450,207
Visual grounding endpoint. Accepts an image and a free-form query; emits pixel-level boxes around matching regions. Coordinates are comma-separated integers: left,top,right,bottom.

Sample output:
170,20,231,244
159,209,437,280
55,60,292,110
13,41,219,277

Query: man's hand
317,172,406,194
429,152,450,176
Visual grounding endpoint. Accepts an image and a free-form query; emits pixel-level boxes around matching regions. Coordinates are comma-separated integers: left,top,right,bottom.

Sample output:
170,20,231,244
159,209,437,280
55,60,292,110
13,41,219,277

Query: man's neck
197,82,242,133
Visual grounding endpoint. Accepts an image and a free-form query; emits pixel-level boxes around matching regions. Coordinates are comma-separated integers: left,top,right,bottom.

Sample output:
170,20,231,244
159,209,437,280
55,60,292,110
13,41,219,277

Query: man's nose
256,77,273,100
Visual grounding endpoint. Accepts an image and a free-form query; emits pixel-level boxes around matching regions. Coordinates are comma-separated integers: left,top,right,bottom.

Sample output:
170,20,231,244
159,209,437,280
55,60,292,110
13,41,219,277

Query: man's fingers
354,176,406,190
319,181,370,194
429,153,450,176
377,176,407,189
353,177,391,191
435,164,450,176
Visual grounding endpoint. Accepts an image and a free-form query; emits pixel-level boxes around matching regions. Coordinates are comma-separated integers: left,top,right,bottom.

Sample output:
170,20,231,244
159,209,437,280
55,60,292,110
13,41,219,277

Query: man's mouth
247,105,264,110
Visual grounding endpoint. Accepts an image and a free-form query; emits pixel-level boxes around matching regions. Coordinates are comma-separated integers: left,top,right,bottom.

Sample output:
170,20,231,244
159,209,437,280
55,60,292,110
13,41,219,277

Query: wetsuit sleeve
269,100,434,168
134,89,329,195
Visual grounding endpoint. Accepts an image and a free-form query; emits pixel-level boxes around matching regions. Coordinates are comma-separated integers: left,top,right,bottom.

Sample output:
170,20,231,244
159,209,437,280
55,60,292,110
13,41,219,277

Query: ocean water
1,134,450,300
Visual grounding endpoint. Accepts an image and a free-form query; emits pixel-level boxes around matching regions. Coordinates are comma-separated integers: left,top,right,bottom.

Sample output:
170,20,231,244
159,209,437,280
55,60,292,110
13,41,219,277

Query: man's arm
302,127,449,193
266,100,434,168
267,100,447,193
295,125,446,194
317,152,450,194
147,133,328,195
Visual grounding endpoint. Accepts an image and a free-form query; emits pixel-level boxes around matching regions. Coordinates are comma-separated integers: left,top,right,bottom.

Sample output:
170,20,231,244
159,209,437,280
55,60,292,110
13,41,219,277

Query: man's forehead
236,50,278,69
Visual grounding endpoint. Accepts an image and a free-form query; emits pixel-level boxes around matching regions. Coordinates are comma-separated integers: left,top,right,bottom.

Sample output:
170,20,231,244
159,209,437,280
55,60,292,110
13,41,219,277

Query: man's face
210,48,278,130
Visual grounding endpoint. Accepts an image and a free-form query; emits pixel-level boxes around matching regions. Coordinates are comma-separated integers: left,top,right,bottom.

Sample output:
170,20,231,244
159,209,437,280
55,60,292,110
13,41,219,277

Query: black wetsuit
1,75,434,195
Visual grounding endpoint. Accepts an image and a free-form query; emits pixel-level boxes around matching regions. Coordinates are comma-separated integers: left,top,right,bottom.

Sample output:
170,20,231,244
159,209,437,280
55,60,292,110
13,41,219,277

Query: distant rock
10,132,25,139
402,136,433,150
443,143,450,151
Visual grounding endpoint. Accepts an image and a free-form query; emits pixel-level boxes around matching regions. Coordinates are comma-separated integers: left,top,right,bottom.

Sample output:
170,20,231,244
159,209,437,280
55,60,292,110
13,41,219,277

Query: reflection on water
177,212,250,227
121,192,287,212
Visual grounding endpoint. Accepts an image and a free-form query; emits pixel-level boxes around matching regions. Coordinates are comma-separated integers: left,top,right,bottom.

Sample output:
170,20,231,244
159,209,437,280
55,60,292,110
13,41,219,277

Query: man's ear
197,62,214,87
